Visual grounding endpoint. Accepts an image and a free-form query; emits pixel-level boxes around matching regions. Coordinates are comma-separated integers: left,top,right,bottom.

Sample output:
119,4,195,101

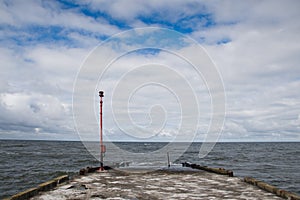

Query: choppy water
0,140,299,199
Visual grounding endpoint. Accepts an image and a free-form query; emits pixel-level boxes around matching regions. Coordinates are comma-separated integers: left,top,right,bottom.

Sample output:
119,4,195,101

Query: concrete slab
31,169,284,200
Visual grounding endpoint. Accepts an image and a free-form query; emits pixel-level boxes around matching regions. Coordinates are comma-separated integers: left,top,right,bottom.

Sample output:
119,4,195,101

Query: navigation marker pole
167,152,170,168
99,91,105,171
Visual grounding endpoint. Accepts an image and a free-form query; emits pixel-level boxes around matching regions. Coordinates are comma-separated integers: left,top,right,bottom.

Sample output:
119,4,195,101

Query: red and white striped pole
99,91,105,171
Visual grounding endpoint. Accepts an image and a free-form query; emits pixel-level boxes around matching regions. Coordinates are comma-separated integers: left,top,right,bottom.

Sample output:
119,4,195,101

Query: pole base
97,168,106,172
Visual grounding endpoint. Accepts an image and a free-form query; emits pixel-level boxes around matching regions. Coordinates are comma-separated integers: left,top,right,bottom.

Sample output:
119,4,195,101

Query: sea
0,140,299,199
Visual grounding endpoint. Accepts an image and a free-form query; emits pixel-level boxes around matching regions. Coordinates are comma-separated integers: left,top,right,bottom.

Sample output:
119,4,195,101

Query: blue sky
0,0,300,142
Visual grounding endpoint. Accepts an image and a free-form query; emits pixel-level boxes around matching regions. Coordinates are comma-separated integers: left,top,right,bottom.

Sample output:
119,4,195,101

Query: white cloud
0,92,74,137
0,0,122,38
193,0,300,141
0,42,86,140
81,0,208,26
0,0,299,142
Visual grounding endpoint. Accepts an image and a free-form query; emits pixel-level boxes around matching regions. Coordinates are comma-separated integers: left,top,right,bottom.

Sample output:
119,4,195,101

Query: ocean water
0,140,299,199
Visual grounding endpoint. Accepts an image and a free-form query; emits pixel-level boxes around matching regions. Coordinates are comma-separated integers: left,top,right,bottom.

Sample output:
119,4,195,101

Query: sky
0,0,300,142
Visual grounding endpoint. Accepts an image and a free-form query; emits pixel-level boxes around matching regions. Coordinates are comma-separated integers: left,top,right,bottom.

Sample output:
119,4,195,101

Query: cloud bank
0,0,299,141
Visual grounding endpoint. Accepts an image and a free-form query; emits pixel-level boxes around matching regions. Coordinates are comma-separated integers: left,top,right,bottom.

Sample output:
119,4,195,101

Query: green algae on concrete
244,177,300,200
4,175,69,200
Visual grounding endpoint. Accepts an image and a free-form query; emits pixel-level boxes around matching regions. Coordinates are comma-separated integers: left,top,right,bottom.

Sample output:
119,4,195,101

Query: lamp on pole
99,91,105,171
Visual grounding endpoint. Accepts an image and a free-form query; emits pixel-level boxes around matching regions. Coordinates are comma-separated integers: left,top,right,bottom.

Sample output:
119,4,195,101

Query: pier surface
30,168,284,200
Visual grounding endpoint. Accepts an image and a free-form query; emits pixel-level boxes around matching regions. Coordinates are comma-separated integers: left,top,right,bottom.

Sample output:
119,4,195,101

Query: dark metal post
99,91,104,171
167,152,170,168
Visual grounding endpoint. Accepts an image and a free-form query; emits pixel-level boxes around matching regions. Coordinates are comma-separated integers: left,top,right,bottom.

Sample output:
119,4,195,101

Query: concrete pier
4,175,69,200
29,167,287,200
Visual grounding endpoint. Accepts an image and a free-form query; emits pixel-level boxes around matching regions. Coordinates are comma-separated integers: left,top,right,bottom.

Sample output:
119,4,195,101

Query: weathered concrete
244,177,300,200
182,162,234,177
4,175,69,200
31,168,284,200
